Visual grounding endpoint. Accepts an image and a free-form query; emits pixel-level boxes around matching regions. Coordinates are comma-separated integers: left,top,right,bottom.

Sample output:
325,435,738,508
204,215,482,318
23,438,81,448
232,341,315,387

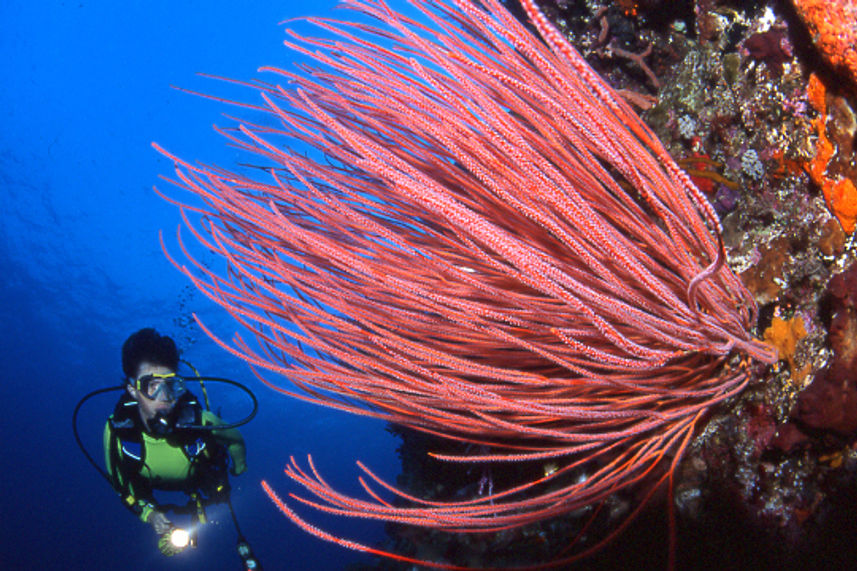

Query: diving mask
136,373,186,402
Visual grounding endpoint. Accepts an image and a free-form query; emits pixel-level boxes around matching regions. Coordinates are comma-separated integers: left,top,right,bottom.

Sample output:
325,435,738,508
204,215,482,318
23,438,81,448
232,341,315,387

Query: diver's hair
121,328,179,379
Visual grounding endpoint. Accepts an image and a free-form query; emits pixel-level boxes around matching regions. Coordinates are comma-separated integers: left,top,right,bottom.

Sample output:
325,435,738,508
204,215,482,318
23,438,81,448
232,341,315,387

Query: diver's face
127,362,177,426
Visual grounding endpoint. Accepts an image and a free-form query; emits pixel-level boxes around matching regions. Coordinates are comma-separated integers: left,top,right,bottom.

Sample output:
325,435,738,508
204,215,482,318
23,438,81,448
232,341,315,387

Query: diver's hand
157,527,186,557
147,510,172,535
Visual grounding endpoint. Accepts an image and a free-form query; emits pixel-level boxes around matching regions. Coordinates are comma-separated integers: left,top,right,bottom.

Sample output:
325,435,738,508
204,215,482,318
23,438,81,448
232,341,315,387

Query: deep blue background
1,2,401,569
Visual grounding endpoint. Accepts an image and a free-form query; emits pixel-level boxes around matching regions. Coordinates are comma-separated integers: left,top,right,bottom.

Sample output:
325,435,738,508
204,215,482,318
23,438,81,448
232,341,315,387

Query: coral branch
156,0,775,565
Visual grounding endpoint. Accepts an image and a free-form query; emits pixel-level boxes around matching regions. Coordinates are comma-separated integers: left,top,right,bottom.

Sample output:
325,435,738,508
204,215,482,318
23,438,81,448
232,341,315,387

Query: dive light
170,527,191,549
159,525,196,555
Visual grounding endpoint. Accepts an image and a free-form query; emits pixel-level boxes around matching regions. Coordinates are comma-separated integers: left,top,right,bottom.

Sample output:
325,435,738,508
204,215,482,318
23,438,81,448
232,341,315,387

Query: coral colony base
153,0,786,568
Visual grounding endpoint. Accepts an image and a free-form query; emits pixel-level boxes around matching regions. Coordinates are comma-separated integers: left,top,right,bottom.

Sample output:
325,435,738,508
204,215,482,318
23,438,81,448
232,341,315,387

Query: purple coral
741,28,793,77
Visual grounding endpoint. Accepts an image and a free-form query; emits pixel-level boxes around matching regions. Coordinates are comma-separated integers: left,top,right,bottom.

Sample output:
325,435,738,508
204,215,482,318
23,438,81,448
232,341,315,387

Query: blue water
1,2,400,569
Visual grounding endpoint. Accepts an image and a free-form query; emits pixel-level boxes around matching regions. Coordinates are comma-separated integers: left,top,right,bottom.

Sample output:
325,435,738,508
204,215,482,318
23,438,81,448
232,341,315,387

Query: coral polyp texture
155,0,779,567
793,0,857,88
806,74,857,234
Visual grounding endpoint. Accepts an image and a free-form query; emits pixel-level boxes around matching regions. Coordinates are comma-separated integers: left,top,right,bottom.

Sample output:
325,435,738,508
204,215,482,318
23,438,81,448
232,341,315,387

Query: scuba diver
75,327,262,569
105,327,247,553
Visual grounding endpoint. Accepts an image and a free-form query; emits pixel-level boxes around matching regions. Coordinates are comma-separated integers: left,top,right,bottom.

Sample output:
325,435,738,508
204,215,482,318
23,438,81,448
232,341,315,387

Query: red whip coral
155,0,776,566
